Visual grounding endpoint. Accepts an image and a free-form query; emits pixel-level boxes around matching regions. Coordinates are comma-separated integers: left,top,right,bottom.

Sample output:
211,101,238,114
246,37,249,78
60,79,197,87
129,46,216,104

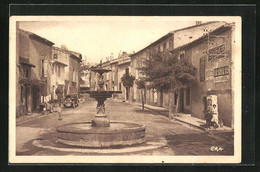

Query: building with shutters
170,22,236,128
51,46,82,100
17,28,54,116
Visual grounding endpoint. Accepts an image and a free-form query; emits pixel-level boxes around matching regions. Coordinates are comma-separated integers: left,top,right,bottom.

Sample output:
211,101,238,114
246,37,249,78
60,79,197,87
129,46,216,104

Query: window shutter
200,58,206,82
44,60,48,77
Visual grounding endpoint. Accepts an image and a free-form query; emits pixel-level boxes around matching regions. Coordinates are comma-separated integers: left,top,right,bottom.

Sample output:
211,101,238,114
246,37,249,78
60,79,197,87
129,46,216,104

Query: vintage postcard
9,16,241,163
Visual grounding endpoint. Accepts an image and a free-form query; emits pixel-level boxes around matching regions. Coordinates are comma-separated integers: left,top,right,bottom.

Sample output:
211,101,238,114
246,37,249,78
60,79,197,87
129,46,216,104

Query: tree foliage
135,78,146,89
121,73,135,88
140,51,197,92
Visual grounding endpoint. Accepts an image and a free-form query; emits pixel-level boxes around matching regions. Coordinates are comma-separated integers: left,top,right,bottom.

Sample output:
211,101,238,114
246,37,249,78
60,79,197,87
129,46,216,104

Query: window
41,59,44,77
25,68,29,78
125,68,129,75
119,82,122,91
42,59,47,77
186,86,190,105
158,46,160,52
169,40,172,50
58,65,61,76
73,68,75,81
180,52,185,59
200,58,206,82
52,64,54,75
163,42,166,51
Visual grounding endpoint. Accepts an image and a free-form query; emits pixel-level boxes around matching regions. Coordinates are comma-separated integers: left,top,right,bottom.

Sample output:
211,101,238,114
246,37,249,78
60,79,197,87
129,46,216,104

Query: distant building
68,51,82,95
51,46,82,99
51,46,69,100
90,52,132,101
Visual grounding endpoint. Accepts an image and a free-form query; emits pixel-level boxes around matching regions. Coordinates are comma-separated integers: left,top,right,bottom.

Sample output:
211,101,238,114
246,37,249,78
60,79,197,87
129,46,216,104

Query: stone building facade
171,23,235,127
51,46,82,100
130,21,227,109
51,46,69,100
17,29,54,116
68,51,82,95
16,28,82,117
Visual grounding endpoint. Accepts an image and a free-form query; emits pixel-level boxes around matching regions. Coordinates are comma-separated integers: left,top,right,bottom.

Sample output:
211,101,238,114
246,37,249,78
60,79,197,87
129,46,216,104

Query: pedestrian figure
58,103,63,120
211,104,219,128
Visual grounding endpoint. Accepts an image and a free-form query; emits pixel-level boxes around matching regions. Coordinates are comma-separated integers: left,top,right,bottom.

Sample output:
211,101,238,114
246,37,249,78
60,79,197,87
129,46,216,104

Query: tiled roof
130,21,227,57
19,29,54,46
171,24,232,52
172,21,227,49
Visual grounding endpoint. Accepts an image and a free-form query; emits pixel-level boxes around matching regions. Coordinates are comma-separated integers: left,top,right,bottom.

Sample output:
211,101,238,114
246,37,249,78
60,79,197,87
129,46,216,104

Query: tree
140,51,197,118
135,78,146,110
121,73,135,100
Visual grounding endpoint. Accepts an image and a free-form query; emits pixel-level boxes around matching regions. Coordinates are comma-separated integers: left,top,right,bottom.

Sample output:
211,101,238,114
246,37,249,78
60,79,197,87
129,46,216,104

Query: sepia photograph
9,16,241,163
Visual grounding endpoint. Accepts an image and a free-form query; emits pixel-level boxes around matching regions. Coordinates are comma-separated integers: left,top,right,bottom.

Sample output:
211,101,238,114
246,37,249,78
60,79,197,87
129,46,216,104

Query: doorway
31,86,39,112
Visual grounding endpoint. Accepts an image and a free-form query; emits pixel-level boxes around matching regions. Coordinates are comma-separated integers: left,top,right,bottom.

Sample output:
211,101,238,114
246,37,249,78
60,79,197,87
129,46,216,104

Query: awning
19,78,46,86
19,56,35,68
52,60,68,66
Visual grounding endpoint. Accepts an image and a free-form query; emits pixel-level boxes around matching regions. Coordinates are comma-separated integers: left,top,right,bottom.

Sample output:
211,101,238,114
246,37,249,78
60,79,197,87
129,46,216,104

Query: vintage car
63,94,79,108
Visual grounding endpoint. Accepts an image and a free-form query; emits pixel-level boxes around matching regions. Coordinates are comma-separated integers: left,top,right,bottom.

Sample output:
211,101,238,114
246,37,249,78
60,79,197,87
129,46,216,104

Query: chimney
196,21,202,25
110,53,114,60
61,44,68,50
122,52,127,56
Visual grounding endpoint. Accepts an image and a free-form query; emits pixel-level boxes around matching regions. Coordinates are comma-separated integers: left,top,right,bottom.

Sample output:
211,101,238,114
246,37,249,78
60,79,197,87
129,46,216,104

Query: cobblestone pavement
16,95,234,156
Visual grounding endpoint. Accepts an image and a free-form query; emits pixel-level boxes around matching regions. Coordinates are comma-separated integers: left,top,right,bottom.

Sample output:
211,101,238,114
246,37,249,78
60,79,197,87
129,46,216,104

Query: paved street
16,95,234,156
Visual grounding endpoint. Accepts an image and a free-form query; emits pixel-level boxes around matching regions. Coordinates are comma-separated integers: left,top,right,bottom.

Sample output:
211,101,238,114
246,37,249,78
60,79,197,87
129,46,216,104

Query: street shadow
133,109,159,115
165,133,234,155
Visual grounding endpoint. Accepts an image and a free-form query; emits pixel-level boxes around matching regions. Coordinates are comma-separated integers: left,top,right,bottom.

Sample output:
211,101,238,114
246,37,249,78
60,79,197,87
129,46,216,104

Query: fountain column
91,73,110,127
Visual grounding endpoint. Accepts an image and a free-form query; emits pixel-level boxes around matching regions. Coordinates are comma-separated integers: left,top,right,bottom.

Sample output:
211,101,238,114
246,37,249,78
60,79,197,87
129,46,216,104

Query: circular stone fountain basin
57,122,146,148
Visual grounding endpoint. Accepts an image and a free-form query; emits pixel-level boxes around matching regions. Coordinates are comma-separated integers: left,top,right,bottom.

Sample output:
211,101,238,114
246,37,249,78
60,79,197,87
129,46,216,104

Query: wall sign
214,66,230,83
214,66,229,77
208,44,225,61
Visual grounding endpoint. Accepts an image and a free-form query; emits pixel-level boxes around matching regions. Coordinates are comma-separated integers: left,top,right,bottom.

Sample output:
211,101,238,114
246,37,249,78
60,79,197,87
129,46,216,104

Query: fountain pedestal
92,115,110,127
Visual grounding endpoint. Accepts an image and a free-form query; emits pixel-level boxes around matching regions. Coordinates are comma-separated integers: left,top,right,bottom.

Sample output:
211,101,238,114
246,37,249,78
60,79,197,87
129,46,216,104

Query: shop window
200,57,206,82
186,86,190,105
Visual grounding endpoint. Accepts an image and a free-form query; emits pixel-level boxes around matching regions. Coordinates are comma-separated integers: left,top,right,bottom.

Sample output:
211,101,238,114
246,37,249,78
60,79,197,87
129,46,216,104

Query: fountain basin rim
88,91,122,94
57,121,146,134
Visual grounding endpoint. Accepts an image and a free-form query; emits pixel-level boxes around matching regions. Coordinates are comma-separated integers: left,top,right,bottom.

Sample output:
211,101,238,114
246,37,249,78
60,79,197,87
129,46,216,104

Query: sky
18,17,199,64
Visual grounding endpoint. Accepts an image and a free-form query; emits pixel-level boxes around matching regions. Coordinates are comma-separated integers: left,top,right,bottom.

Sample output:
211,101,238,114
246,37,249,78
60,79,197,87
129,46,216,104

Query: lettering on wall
208,44,226,61
214,66,229,77
205,70,214,81
214,66,230,83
